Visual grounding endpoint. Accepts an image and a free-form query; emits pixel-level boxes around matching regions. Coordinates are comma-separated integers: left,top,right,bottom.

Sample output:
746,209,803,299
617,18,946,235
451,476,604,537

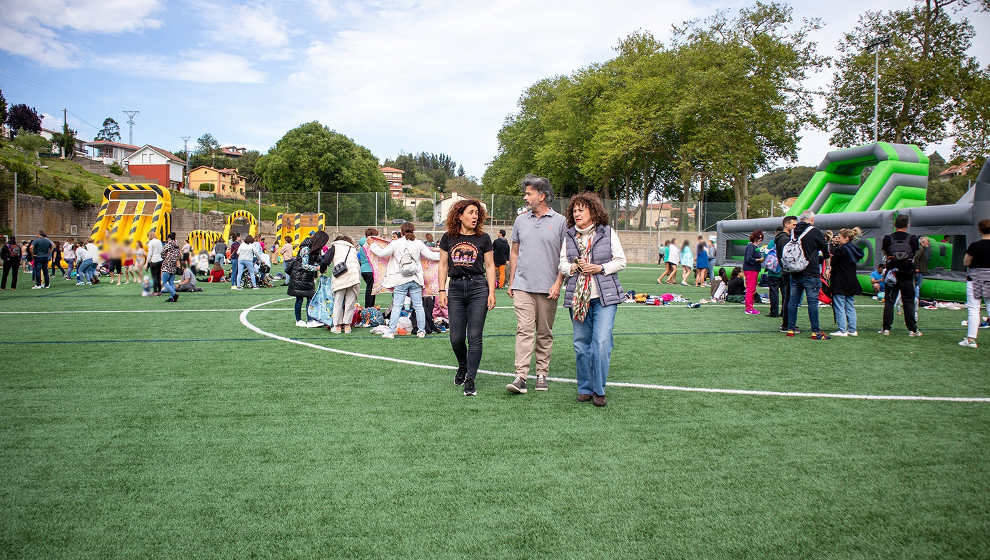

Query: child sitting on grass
207,262,225,283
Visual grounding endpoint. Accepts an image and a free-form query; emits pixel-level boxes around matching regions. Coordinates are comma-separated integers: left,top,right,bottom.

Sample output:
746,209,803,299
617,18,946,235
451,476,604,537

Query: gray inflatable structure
715,159,989,298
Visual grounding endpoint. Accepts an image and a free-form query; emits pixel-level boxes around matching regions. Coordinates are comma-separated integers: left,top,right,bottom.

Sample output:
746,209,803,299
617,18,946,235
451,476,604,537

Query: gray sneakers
534,375,549,391
506,376,527,394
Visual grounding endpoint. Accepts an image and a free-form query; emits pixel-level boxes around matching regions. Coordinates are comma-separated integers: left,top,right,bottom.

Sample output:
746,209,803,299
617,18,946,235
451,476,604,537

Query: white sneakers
370,325,388,335
958,339,978,348
295,320,307,327
307,320,323,328
830,331,848,337
417,331,426,338
381,331,395,339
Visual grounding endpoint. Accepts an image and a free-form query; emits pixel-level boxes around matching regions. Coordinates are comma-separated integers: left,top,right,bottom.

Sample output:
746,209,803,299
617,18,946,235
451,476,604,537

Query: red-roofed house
123,144,186,190
939,161,976,179
381,167,405,198
85,140,140,166
221,145,247,158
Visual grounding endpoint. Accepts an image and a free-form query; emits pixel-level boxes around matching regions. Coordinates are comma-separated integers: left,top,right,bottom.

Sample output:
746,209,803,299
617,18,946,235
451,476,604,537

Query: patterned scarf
571,226,595,322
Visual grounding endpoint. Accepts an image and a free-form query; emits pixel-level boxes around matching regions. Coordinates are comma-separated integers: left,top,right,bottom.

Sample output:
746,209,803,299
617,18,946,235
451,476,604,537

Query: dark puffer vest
563,225,623,308
287,241,318,298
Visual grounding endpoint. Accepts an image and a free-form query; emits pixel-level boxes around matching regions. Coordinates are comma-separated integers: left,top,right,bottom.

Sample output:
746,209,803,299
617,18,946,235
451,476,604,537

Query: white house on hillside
123,145,185,190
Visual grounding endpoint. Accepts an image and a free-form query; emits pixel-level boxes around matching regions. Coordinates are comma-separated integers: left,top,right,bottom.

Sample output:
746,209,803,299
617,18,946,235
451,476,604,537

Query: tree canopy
255,122,385,193
482,2,825,220
5,104,41,136
94,118,121,142
826,0,987,150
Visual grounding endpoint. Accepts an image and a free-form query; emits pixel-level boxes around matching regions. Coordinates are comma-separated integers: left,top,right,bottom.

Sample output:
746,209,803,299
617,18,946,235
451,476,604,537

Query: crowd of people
3,177,987,400
728,213,990,347
275,176,626,403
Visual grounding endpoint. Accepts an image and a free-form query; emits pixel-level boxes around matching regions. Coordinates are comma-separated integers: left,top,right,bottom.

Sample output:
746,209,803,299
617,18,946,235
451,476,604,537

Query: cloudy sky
1,0,987,179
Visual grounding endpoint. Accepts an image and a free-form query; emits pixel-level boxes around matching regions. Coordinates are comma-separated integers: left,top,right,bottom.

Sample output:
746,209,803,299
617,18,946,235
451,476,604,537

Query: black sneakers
463,379,476,396
454,369,466,386
506,376,527,394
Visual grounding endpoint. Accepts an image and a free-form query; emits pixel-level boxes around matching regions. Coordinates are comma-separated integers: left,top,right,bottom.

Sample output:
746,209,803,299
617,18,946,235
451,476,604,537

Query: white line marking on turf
240,297,990,403
0,308,291,314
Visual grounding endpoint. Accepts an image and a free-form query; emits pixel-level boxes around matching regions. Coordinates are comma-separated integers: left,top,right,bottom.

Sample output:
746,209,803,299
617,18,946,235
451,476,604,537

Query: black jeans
150,262,162,293
294,296,311,322
411,296,438,334
1,260,19,289
766,275,781,316
778,273,791,328
883,273,918,332
362,271,376,308
33,258,50,287
448,275,490,381
51,257,65,275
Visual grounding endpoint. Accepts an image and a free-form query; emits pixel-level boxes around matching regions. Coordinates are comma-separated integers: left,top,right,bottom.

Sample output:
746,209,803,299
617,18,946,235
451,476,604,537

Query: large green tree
827,0,982,147
950,66,990,160
5,104,41,136
256,122,385,193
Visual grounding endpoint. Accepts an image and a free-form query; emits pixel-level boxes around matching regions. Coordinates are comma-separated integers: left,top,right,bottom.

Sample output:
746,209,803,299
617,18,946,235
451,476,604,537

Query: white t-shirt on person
147,238,163,263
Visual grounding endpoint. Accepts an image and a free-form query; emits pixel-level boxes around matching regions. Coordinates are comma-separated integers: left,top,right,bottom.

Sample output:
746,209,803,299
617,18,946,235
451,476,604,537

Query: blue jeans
832,294,857,333
230,258,239,285
238,260,257,288
65,259,75,277
570,299,618,397
162,271,176,297
215,253,225,267
388,281,424,333
787,274,821,332
77,259,95,283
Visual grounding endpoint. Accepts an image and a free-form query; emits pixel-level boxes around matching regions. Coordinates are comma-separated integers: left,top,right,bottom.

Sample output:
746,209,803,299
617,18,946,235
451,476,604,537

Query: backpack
888,235,915,262
399,246,417,276
781,227,813,273
764,248,781,274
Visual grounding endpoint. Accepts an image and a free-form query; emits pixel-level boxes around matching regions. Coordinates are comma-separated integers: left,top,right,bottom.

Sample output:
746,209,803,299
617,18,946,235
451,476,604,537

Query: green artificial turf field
1,264,987,559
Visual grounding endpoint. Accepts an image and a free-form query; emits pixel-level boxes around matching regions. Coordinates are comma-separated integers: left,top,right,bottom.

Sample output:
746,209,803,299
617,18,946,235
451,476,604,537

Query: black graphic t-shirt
438,233,492,278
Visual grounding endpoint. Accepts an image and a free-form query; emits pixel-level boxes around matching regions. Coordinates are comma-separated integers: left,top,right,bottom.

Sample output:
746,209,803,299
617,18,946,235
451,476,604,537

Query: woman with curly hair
558,192,626,407
436,199,496,397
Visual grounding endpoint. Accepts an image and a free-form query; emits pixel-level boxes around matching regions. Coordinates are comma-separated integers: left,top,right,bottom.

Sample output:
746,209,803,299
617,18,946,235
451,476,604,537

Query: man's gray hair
521,174,554,204
799,210,815,222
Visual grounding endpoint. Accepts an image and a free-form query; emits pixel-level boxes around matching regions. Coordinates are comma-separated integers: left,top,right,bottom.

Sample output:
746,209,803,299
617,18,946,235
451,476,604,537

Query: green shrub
199,182,215,192
108,162,123,175
69,184,91,209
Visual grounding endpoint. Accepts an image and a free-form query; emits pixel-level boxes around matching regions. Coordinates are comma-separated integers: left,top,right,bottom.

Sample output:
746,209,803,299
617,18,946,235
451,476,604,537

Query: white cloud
102,51,266,84
197,1,291,49
283,0,707,176
0,0,162,67
308,0,338,22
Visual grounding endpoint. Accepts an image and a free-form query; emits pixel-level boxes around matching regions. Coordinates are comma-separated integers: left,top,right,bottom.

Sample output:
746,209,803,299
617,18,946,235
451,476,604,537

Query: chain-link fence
187,191,740,232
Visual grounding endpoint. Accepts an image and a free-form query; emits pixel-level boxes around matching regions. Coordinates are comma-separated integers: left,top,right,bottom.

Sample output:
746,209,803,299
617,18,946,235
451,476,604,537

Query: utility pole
122,110,139,145
62,108,68,158
865,36,891,144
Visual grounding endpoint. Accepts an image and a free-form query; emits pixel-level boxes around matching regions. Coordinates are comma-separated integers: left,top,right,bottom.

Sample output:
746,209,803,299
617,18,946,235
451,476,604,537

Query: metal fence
197,191,739,232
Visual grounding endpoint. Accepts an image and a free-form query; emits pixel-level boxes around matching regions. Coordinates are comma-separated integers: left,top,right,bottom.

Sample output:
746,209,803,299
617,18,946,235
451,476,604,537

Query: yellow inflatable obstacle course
274,212,325,251
222,209,258,241
90,184,172,249
188,230,224,255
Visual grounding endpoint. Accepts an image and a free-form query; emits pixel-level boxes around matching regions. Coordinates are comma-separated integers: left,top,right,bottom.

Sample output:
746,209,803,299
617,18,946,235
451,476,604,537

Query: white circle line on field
240,298,990,403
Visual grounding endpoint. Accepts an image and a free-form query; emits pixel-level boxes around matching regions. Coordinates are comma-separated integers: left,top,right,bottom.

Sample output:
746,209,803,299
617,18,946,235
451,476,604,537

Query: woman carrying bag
287,231,328,328
370,222,440,339
321,235,362,334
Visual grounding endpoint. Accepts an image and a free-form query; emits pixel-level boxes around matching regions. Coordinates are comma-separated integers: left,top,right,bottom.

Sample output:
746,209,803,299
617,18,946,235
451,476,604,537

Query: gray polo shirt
511,207,566,293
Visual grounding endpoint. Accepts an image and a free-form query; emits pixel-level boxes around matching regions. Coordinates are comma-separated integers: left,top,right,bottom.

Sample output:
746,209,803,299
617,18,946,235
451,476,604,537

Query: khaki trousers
513,290,559,379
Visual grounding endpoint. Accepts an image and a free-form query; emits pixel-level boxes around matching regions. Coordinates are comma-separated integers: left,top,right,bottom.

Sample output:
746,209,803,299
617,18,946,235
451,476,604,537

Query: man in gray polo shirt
506,175,566,394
